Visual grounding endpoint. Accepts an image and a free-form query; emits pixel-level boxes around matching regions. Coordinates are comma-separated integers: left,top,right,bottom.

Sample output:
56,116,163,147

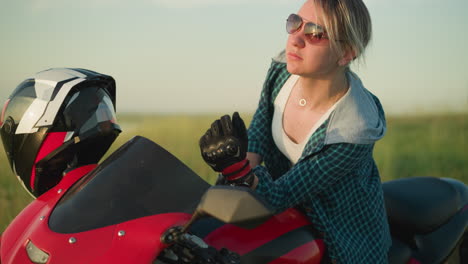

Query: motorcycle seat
383,177,467,234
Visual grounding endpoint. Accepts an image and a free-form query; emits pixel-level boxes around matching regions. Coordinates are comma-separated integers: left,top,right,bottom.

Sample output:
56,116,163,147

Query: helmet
0,68,121,197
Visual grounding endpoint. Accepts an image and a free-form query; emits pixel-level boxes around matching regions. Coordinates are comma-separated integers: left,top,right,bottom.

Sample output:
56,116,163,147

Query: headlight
26,240,49,264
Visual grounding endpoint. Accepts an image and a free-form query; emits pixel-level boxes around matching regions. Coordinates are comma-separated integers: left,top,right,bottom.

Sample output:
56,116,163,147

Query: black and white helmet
0,68,121,197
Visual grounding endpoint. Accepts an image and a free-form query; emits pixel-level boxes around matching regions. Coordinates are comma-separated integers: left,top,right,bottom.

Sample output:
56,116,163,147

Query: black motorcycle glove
199,112,254,187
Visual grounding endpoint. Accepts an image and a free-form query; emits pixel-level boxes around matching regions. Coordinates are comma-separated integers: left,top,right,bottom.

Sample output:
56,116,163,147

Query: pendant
299,98,307,106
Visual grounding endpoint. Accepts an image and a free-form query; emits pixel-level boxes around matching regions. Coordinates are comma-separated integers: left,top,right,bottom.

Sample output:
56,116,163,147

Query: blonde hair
313,0,372,62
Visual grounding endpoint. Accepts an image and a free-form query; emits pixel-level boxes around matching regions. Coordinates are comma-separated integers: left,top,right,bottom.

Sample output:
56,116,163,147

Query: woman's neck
297,69,349,111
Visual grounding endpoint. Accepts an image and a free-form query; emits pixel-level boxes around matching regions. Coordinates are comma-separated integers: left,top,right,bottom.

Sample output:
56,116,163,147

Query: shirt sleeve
248,62,289,157
253,142,373,211
248,67,275,157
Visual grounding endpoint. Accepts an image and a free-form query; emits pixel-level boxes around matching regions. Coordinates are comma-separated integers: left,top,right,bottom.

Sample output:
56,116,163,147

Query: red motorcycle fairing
0,164,97,264
201,208,325,263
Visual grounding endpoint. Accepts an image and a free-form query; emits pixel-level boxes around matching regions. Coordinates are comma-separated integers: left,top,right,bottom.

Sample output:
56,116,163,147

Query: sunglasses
286,14,329,43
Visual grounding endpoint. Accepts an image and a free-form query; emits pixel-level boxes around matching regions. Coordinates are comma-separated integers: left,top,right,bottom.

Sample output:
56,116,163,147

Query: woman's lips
287,52,303,60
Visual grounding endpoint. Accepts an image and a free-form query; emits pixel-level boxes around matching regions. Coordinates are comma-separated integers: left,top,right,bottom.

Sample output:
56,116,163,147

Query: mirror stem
181,210,204,233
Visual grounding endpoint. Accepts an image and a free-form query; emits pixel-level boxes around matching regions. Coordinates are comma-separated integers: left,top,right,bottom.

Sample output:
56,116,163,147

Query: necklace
299,98,307,107
297,79,348,108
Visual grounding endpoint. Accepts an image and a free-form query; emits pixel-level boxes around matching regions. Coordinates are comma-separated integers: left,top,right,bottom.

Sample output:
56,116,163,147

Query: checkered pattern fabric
248,61,391,263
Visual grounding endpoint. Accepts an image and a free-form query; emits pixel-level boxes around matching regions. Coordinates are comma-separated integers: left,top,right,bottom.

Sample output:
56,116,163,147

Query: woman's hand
199,112,247,172
199,112,255,187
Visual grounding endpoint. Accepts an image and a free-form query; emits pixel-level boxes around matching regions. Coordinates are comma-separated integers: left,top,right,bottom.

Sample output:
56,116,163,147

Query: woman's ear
338,47,357,66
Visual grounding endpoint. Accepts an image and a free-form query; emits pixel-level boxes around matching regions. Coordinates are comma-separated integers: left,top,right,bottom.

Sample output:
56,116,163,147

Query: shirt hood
325,71,386,145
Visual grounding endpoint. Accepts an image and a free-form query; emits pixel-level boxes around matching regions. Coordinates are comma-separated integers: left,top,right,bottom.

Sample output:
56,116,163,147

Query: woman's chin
286,63,302,75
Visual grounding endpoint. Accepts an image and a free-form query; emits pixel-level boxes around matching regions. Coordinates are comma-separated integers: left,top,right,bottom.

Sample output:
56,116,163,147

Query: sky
0,0,467,115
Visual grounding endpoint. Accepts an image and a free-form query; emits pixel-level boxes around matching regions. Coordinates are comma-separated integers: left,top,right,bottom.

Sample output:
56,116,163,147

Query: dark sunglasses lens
305,34,320,44
304,23,326,43
303,22,322,35
286,14,302,34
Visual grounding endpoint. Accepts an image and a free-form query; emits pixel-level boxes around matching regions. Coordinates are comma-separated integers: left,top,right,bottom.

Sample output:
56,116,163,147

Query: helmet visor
60,87,119,139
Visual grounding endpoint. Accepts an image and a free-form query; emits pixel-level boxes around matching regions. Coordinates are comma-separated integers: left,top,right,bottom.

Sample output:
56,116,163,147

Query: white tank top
272,75,348,165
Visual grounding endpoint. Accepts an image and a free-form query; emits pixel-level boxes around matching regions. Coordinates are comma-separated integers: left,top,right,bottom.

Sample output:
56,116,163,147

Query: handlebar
158,226,240,264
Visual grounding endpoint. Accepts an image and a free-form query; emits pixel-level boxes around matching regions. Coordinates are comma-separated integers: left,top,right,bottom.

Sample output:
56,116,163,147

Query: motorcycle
0,136,467,264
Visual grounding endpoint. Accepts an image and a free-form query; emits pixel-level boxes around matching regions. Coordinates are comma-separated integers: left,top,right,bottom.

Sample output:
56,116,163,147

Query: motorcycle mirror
191,185,274,230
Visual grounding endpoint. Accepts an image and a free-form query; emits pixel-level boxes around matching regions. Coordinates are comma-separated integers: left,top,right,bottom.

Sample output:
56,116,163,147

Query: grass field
1,113,467,233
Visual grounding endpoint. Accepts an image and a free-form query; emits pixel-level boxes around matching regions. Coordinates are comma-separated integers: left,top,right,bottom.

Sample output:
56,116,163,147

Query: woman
199,0,391,263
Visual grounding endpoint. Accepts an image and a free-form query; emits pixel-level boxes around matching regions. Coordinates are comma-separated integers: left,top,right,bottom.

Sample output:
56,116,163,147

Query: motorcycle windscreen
49,136,211,234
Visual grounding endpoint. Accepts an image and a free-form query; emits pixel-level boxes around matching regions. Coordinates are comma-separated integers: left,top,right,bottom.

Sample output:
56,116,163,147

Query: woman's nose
289,32,306,48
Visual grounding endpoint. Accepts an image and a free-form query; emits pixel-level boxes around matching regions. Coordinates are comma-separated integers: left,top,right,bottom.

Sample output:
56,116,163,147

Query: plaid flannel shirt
248,59,391,263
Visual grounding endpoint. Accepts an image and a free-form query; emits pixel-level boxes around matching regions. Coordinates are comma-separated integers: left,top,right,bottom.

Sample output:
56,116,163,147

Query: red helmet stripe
0,98,10,127
30,132,67,191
